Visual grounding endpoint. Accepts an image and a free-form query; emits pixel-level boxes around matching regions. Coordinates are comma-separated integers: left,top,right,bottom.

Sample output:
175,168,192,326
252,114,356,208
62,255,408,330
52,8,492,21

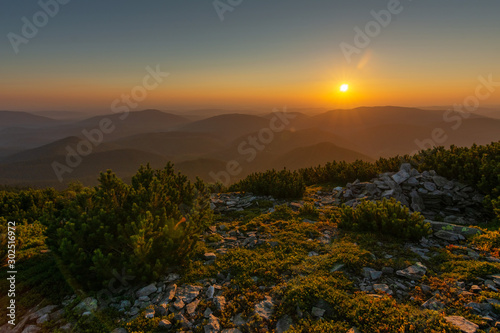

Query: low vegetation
1,142,500,332
337,198,432,241
229,169,305,199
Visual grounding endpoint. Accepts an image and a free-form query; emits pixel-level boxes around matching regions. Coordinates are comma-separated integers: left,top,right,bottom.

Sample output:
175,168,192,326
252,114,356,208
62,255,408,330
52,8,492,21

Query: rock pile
340,163,485,224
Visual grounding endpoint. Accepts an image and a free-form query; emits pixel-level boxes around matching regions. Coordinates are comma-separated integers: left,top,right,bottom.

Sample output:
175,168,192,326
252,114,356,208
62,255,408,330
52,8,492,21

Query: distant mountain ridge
0,110,59,129
0,106,499,188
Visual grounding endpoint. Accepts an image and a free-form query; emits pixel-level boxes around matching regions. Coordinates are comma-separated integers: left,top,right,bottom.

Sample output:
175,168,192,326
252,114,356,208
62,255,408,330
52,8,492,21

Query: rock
466,302,492,314
144,308,155,319
422,296,445,310
186,299,200,316
136,283,157,298
165,273,180,282
172,298,185,310
392,170,410,184
347,327,361,333
119,300,131,309
486,280,498,291
154,304,168,317
204,314,221,333
174,313,192,329
111,328,127,333
128,307,139,316
205,253,217,261
434,230,465,242
232,313,246,326
73,297,98,314
59,323,72,332
308,251,319,257
214,296,226,312
255,296,274,320
382,267,394,275
445,316,479,333
410,190,425,211
50,309,64,321
470,285,482,293
400,163,412,173
204,307,214,318
331,263,345,272
363,267,382,280
138,295,150,302
276,315,293,333
433,176,449,187
158,319,172,329
21,326,41,333
423,182,437,192
381,189,395,197
31,305,58,319
396,262,427,280
338,166,485,222
373,284,392,295
426,221,482,237
207,285,215,299
311,307,325,318
162,284,177,303
222,329,242,333
35,314,49,325
487,298,500,306
176,285,203,304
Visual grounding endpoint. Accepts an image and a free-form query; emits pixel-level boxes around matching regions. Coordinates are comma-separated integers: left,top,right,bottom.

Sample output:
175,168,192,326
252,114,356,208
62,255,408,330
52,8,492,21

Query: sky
1,0,499,112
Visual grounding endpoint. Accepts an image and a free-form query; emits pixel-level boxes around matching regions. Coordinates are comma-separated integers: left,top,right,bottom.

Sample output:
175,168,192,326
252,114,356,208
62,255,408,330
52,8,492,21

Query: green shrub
299,202,319,220
337,198,431,241
44,163,213,289
302,241,372,274
300,160,382,186
0,187,60,224
441,259,500,281
230,169,305,199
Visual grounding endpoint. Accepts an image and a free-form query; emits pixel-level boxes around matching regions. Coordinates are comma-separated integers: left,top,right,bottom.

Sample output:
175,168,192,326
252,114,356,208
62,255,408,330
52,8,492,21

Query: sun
340,84,349,92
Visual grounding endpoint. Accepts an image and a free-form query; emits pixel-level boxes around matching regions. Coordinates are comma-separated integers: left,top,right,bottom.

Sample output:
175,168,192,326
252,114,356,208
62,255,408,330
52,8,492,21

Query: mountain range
0,106,498,188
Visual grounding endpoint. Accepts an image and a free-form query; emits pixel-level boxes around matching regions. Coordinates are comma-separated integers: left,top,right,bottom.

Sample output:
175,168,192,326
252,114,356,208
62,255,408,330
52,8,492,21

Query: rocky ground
3,165,500,333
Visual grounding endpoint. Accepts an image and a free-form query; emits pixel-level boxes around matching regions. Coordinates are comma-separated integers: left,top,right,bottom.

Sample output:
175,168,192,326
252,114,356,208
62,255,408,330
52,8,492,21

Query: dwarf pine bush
45,163,213,289
338,198,431,241
230,169,305,198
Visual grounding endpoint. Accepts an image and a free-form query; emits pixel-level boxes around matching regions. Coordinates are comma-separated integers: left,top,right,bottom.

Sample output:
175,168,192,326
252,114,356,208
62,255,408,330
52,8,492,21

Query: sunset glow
1,2,499,111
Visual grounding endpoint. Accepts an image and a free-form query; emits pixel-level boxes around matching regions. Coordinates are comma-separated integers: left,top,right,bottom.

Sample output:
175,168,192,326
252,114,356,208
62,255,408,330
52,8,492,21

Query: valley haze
0,105,498,188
